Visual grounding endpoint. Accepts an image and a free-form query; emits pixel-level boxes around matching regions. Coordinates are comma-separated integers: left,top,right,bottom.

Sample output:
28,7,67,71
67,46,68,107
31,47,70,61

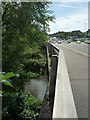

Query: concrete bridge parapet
39,42,78,119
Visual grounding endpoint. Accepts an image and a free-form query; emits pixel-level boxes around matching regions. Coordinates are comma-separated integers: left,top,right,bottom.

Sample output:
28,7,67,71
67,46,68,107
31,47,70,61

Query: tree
2,2,55,90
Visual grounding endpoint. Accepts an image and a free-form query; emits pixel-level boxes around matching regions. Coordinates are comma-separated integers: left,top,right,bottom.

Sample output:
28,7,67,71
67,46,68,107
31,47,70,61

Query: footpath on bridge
55,44,88,118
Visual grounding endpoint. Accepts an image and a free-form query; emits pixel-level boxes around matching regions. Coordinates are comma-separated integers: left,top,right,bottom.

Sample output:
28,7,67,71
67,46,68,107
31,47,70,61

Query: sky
48,0,90,34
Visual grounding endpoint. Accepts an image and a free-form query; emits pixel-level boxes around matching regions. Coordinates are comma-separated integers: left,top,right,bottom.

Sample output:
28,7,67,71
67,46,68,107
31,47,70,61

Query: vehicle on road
58,40,61,44
52,41,56,44
85,38,90,44
67,39,72,43
76,40,81,44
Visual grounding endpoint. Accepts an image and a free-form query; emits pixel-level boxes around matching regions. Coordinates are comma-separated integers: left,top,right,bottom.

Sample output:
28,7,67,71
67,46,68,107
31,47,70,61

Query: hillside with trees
49,30,88,40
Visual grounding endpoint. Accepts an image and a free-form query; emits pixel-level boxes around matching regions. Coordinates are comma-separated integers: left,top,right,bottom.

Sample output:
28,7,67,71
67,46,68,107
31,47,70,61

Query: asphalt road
61,42,90,56
55,43,88,118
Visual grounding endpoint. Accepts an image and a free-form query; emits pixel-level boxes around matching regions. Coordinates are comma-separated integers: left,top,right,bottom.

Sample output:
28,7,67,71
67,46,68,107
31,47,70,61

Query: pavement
60,42,89,56
53,48,78,118
55,43,88,118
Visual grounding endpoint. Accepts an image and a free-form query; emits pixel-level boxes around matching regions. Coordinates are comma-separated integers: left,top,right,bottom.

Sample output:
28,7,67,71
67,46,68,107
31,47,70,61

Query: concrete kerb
52,45,78,119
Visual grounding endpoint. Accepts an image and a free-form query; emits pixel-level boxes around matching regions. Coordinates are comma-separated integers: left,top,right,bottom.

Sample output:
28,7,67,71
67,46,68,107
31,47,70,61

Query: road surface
55,42,88,118
61,42,89,56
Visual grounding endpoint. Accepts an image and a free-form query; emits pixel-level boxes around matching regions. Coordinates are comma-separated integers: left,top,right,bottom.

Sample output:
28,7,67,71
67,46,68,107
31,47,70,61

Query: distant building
88,1,90,29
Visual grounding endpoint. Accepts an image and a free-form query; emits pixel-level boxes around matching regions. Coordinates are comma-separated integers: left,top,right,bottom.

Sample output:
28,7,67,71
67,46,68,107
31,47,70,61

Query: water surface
25,74,48,99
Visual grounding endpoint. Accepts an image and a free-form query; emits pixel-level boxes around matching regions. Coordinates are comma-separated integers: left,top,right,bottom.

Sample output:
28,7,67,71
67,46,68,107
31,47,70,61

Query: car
52,41,56,44
76,40,81,44
67,39,72,43
58,40,61,44
85,38,90,44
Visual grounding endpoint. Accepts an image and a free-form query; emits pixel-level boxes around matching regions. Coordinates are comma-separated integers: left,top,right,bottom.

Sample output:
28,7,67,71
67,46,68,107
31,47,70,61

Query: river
25,74,48,99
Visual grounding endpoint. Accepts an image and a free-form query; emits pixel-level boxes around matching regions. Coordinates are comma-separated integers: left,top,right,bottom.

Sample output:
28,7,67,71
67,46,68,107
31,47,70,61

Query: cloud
49,13,88,33
55,4,80,8
50,0,89,3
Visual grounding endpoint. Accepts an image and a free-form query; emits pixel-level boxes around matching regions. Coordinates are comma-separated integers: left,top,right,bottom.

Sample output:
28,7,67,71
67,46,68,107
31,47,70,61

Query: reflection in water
25,74,48,99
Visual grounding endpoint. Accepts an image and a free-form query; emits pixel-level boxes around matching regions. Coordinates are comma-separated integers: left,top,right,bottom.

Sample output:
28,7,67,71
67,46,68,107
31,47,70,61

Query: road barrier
39,42,78,119
52,45,78,118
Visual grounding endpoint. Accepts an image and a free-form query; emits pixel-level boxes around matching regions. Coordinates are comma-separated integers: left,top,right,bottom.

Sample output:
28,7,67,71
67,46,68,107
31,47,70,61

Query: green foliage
2,92,42,120
0,72,16,87
49,30,87,39
27,72,40,79
2,72,16,80
2,2,54,119
1,80,13,88
24,58,46,72
0,72,16,96
2,2,54,90
2,2,54,92
2,2,53,70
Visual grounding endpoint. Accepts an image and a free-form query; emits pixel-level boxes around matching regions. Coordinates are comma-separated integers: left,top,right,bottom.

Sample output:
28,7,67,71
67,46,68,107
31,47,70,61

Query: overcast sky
48,0,90,34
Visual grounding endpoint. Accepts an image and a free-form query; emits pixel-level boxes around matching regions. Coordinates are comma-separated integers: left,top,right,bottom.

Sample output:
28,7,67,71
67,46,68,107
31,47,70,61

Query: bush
2,45,47,92
2,92,42,120
23,58,46,74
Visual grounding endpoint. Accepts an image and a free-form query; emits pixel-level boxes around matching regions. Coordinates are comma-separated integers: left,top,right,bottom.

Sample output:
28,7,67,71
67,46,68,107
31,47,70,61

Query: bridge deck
54,44,88,118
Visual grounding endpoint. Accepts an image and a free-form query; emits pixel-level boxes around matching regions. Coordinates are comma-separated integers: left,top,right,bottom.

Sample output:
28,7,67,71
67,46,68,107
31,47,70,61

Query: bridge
39,42,88,119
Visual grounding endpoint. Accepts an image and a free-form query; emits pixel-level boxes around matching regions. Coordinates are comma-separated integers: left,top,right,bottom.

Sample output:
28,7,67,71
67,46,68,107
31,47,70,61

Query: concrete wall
39,43,59,119
39,42,78,119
